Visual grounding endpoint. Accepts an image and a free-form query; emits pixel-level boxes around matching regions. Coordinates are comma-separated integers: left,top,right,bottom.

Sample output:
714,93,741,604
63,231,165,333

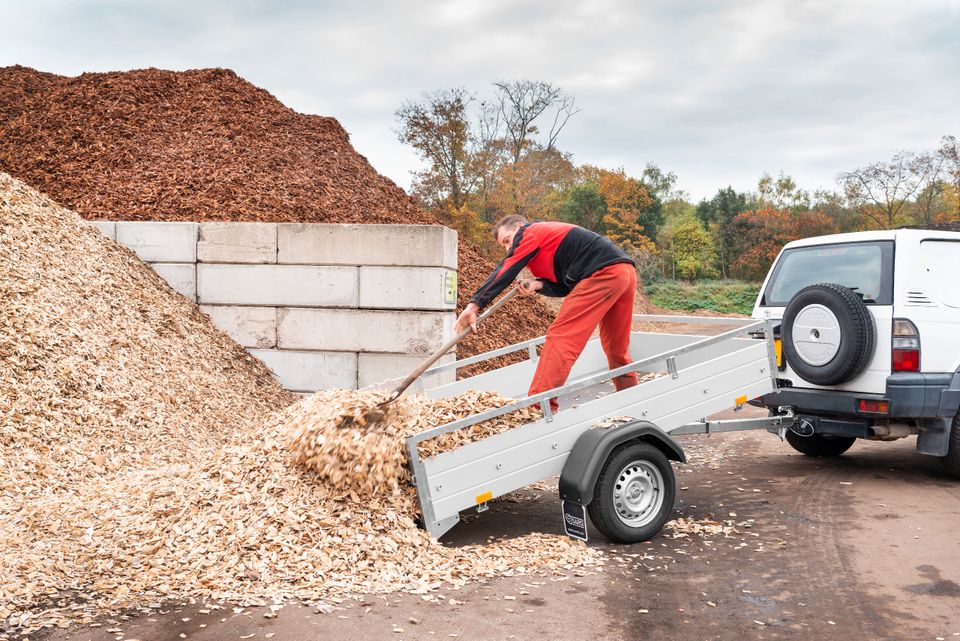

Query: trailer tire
785,430,856,457
782,283,875,386
587,441,675,543
939,412,960,479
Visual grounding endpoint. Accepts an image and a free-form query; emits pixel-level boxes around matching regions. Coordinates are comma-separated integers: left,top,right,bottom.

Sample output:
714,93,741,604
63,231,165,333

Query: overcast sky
2,0,958,201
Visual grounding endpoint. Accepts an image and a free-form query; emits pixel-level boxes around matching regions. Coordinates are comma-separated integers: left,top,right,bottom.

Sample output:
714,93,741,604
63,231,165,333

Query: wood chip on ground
0,174,603,637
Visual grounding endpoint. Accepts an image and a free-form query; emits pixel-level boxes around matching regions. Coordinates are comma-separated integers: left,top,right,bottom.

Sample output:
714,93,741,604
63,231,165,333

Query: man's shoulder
527,220,578,234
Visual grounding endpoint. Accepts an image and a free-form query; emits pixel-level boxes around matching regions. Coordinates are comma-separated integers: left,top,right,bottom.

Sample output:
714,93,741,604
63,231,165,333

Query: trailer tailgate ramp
405,316,780,539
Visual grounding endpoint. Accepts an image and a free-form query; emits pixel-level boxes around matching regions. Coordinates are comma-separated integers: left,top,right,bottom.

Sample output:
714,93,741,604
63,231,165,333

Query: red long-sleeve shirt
469,222,633,308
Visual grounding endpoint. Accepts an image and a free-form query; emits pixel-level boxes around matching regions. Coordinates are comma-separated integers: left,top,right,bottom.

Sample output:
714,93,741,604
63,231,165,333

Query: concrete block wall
91,221,458,393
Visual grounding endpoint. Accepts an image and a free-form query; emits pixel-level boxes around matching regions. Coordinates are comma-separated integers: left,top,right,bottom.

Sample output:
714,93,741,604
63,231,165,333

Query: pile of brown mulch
0,65,554,363
0,174,601,636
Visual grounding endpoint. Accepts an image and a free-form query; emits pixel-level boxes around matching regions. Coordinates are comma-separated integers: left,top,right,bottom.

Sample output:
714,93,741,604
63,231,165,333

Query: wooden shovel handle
388,287,521,400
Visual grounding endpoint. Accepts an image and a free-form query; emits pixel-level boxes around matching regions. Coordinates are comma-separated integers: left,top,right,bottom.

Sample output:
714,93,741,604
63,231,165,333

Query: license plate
561,500,588,541
775,338,784,369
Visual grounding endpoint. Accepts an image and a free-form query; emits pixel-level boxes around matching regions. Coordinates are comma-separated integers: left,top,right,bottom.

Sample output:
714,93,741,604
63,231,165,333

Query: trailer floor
41,408,960,641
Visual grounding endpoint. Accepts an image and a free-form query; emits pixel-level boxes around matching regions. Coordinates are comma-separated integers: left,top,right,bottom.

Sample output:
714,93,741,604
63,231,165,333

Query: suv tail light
892,319,920,372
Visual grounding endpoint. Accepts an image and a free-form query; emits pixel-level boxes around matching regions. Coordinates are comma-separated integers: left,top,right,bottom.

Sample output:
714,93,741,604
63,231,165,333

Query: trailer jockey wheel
588,442,676,543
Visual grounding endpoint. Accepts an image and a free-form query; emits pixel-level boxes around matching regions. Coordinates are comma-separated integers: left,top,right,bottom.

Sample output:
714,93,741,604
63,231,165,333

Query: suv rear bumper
758,372,960,419
757,373,960,456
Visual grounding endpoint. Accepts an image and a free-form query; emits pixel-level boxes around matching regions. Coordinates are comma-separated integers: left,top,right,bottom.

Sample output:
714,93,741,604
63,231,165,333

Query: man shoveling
455,215,639,412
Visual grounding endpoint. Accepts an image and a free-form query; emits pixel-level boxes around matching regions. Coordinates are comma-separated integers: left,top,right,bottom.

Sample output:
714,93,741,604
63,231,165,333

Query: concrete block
115,222,198,263
198,222,277,264
248,349,357,392
358,352,456,390
200,305,276,348
151,263,196,301
359,267,457,310
277,224,457,269
277,308,454,353
87,220,116,240
197,264,358,307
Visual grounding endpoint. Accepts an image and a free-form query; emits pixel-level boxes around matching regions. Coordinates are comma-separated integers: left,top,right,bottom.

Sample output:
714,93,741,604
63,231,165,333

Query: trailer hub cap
792,304,842,366
613,460,664,527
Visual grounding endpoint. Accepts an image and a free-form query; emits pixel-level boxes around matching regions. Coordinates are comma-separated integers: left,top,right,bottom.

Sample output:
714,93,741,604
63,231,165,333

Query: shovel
382,286,522,405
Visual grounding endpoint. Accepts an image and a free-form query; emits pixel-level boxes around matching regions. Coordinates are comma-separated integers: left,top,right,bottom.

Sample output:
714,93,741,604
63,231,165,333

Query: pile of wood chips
284,389,542,496
0,65,556,367
0,174,602,636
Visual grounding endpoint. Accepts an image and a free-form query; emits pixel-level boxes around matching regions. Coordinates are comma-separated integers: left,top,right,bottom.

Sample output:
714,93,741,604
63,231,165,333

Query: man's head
493,215,528,251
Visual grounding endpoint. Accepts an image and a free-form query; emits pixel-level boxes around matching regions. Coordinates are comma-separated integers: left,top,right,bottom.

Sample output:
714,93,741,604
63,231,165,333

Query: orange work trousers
528,262,639,412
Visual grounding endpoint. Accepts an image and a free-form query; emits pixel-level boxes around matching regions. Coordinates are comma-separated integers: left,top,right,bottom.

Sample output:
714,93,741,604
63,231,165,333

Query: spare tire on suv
782,283,876,386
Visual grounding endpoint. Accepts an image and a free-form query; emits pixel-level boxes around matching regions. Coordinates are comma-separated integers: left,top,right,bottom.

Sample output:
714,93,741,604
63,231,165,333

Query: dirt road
41,410,959,641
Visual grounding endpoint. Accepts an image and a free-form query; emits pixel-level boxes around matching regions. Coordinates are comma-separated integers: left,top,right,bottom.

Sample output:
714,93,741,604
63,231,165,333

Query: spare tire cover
781,283,876,386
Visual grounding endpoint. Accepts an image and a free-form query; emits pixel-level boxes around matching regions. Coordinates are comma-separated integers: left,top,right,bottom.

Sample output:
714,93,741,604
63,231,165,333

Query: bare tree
837,151,938,229
469,99,509,219
939,135,959,217
492,80,579,164
911,151,947,225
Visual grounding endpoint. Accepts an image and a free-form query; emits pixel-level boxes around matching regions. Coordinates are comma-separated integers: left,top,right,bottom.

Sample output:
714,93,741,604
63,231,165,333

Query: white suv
751,229,960,477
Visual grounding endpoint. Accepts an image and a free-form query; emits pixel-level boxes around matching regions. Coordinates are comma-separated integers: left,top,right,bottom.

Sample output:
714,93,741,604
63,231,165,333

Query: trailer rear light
858,399,889,414
891,319,920,373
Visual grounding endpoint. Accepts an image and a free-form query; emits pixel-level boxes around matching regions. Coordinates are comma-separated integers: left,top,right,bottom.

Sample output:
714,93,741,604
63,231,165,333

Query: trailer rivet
496,463,503,469
552,443,559,449
642,410,648,416
703,388,709,394
437,484,443,490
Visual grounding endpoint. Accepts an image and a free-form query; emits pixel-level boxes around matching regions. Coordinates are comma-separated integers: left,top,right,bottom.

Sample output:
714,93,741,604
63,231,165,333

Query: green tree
660,218,717,280
757,172,811,211
641,162,678,200
636,191,664,239
560,182,606,231
696,187,750,278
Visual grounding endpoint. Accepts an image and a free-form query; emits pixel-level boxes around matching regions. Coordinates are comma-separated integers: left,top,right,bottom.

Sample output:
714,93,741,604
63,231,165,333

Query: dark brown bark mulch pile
0,65,553,362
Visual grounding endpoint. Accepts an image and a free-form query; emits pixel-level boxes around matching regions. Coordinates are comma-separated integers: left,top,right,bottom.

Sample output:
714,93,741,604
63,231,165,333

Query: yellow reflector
475,491,493,504
774,338,783,368
735,395,748,406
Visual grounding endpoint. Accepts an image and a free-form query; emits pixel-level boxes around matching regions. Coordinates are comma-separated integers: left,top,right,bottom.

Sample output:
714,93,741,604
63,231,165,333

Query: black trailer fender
558,420,685,506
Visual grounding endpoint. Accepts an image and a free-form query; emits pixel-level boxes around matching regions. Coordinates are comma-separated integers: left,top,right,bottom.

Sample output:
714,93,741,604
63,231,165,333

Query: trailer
397,315,794,544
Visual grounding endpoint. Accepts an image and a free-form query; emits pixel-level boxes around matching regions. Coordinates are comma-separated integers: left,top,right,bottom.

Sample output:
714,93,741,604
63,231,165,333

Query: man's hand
518,279,543,296
455,302,480,333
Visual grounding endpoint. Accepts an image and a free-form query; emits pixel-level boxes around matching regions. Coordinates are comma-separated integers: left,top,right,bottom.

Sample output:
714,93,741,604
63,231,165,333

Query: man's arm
468,227,540,309
536,278,571,297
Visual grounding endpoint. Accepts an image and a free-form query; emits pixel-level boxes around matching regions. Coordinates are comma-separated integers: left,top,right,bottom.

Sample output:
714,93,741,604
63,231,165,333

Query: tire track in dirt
600,428,897,640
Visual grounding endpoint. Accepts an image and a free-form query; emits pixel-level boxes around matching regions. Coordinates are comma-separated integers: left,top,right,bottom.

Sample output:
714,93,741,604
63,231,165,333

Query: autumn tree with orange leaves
729,208,838,280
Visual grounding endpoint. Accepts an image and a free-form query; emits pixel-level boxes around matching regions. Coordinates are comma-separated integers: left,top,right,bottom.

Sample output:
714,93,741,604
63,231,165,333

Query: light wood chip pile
284,389,541,495
0,174,602,636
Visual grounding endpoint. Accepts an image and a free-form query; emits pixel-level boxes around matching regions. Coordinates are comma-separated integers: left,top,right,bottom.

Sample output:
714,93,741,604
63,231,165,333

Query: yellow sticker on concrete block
444,271,458,306
475,491,493,504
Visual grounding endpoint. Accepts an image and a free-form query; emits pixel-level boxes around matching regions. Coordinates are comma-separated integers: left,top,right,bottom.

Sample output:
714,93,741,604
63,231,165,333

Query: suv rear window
762,241,894,306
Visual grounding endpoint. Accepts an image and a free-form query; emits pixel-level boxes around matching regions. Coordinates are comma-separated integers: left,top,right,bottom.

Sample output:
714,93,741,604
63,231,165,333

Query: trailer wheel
939,412,960,479
785,430,856,457
587,442,675,543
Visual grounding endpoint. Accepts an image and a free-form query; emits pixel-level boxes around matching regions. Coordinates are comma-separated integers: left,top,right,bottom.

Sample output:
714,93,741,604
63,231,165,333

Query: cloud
1,0,956,199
